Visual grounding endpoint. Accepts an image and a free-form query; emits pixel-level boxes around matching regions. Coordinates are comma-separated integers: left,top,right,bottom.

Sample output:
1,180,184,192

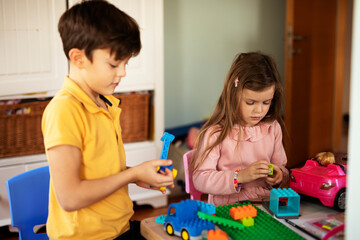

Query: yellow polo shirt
42,76,133,240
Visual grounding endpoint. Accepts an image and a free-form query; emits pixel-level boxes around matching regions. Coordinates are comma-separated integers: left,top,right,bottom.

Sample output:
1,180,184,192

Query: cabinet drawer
125,142,157,167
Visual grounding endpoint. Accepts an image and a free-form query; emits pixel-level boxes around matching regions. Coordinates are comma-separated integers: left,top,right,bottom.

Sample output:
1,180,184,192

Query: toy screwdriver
158,132,177,191
151,132,177,191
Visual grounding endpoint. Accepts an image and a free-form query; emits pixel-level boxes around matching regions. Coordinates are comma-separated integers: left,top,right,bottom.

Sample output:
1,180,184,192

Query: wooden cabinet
0,0,166,226
0,0,67,98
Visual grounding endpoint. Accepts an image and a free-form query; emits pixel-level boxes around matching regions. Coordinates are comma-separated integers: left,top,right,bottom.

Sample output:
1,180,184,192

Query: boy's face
239,85,275,127
81,49,130,96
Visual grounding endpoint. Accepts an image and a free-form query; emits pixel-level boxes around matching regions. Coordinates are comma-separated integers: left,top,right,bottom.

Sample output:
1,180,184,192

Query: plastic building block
268,164,273,175
215,202,304,240
156,132,177,191
240,217,254,227
197,200,216,215
229,205,256,227
229,205,257,220
164,199,215,239
269,188,300,218
159,132,175,171
155,215,166,224
207,229,228,240
197,212,245,230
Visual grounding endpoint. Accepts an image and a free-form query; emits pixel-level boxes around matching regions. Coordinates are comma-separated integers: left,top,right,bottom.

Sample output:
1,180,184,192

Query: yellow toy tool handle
159,168,177,191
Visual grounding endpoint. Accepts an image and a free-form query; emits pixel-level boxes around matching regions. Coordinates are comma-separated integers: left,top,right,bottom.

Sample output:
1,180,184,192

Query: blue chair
6,166,50,240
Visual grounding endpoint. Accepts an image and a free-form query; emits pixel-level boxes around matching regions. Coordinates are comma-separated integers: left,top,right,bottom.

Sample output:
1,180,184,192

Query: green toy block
197,211,245,230
215,202,304,240
268,164,274,175
240,217,254,227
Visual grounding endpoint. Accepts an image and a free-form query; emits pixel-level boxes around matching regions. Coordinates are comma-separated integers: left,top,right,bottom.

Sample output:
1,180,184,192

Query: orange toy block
207,229,228,240
230,205,257,220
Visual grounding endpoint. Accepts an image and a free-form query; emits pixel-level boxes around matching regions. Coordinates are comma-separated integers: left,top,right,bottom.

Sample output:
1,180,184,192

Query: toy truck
164,199,215,240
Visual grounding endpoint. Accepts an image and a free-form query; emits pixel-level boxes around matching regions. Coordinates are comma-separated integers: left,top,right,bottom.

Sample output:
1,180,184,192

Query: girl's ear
68,48,85,68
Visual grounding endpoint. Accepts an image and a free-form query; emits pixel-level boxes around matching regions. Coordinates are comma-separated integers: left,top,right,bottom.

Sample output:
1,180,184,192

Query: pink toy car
289,159,346,211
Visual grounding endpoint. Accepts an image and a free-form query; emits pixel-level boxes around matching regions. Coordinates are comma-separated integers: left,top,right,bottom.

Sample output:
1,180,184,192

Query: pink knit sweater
192,120,289,206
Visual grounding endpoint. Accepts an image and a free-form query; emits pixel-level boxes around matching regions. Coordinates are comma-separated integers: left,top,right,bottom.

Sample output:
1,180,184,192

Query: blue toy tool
159,132,175,171
152,132,177,191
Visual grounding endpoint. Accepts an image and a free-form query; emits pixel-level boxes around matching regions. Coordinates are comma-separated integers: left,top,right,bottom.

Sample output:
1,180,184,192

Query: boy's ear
68,48,85,68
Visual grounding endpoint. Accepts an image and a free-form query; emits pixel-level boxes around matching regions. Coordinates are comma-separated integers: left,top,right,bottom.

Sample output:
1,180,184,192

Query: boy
41,1,174,239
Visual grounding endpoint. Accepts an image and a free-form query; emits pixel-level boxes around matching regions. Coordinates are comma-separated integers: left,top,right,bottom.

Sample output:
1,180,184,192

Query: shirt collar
62,76,118,113
100,94,112,107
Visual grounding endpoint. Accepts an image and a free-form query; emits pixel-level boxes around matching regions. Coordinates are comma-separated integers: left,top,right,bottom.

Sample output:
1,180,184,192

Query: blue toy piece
150,132,176,191
269,188,300,218
164,199,215,239
197,200,216,215
159,132,175,171
155,215,166,224
6,166,50,240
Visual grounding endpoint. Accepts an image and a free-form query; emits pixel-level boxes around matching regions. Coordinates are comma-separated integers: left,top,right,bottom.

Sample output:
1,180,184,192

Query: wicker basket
0,93,150,158
0,100,50,158
115,93,150,143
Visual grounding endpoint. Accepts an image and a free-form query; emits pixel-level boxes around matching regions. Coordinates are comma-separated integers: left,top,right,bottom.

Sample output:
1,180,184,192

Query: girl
192,52,289,206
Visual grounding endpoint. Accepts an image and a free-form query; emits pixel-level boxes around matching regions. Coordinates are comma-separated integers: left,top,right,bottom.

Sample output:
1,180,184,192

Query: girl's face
239,85,275,127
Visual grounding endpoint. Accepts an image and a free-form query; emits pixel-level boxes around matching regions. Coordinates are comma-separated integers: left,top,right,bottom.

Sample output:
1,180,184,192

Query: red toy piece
207,229,228,240
229,205,257,220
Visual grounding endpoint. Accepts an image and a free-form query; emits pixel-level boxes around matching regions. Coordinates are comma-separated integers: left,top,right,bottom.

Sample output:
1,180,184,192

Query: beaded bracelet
234,168,242,190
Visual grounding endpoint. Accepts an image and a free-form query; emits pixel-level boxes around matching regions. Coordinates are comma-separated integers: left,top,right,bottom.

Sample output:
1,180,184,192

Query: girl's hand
265,164,283,186
238,160,270,183
132,160,175,192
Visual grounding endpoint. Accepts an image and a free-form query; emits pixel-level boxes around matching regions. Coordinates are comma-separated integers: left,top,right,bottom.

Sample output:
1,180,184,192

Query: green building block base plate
215,202,305,240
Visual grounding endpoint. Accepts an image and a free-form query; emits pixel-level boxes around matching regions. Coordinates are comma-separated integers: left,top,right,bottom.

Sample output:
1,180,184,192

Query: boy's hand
133,159,174,193
239,160,270,183
135,181,174,194
265,164,283,186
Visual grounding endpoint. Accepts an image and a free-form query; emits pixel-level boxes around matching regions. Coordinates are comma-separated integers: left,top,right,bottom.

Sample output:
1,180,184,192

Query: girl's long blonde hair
191,52,285,172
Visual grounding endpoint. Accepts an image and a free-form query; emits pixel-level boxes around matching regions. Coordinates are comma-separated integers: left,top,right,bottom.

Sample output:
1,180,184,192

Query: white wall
164,0,286,128
346,0,360,238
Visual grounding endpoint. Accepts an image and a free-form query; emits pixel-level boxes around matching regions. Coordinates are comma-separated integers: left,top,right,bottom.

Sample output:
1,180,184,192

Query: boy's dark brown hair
58,0,141,61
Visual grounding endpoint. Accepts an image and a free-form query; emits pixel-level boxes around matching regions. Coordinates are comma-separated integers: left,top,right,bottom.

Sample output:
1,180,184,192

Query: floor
0,194,189,240
0,226,18,240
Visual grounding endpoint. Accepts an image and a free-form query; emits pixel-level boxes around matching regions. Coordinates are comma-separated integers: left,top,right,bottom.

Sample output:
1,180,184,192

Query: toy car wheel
181,229,190,240
166,223,174,236
334,188,346,211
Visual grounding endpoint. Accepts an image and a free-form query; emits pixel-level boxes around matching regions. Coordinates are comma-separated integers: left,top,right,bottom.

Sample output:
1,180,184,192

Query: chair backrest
183,150,204,200
6,166,50,240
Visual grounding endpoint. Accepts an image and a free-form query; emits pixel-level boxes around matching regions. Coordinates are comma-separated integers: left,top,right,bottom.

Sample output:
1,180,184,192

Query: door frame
284,0,350,167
